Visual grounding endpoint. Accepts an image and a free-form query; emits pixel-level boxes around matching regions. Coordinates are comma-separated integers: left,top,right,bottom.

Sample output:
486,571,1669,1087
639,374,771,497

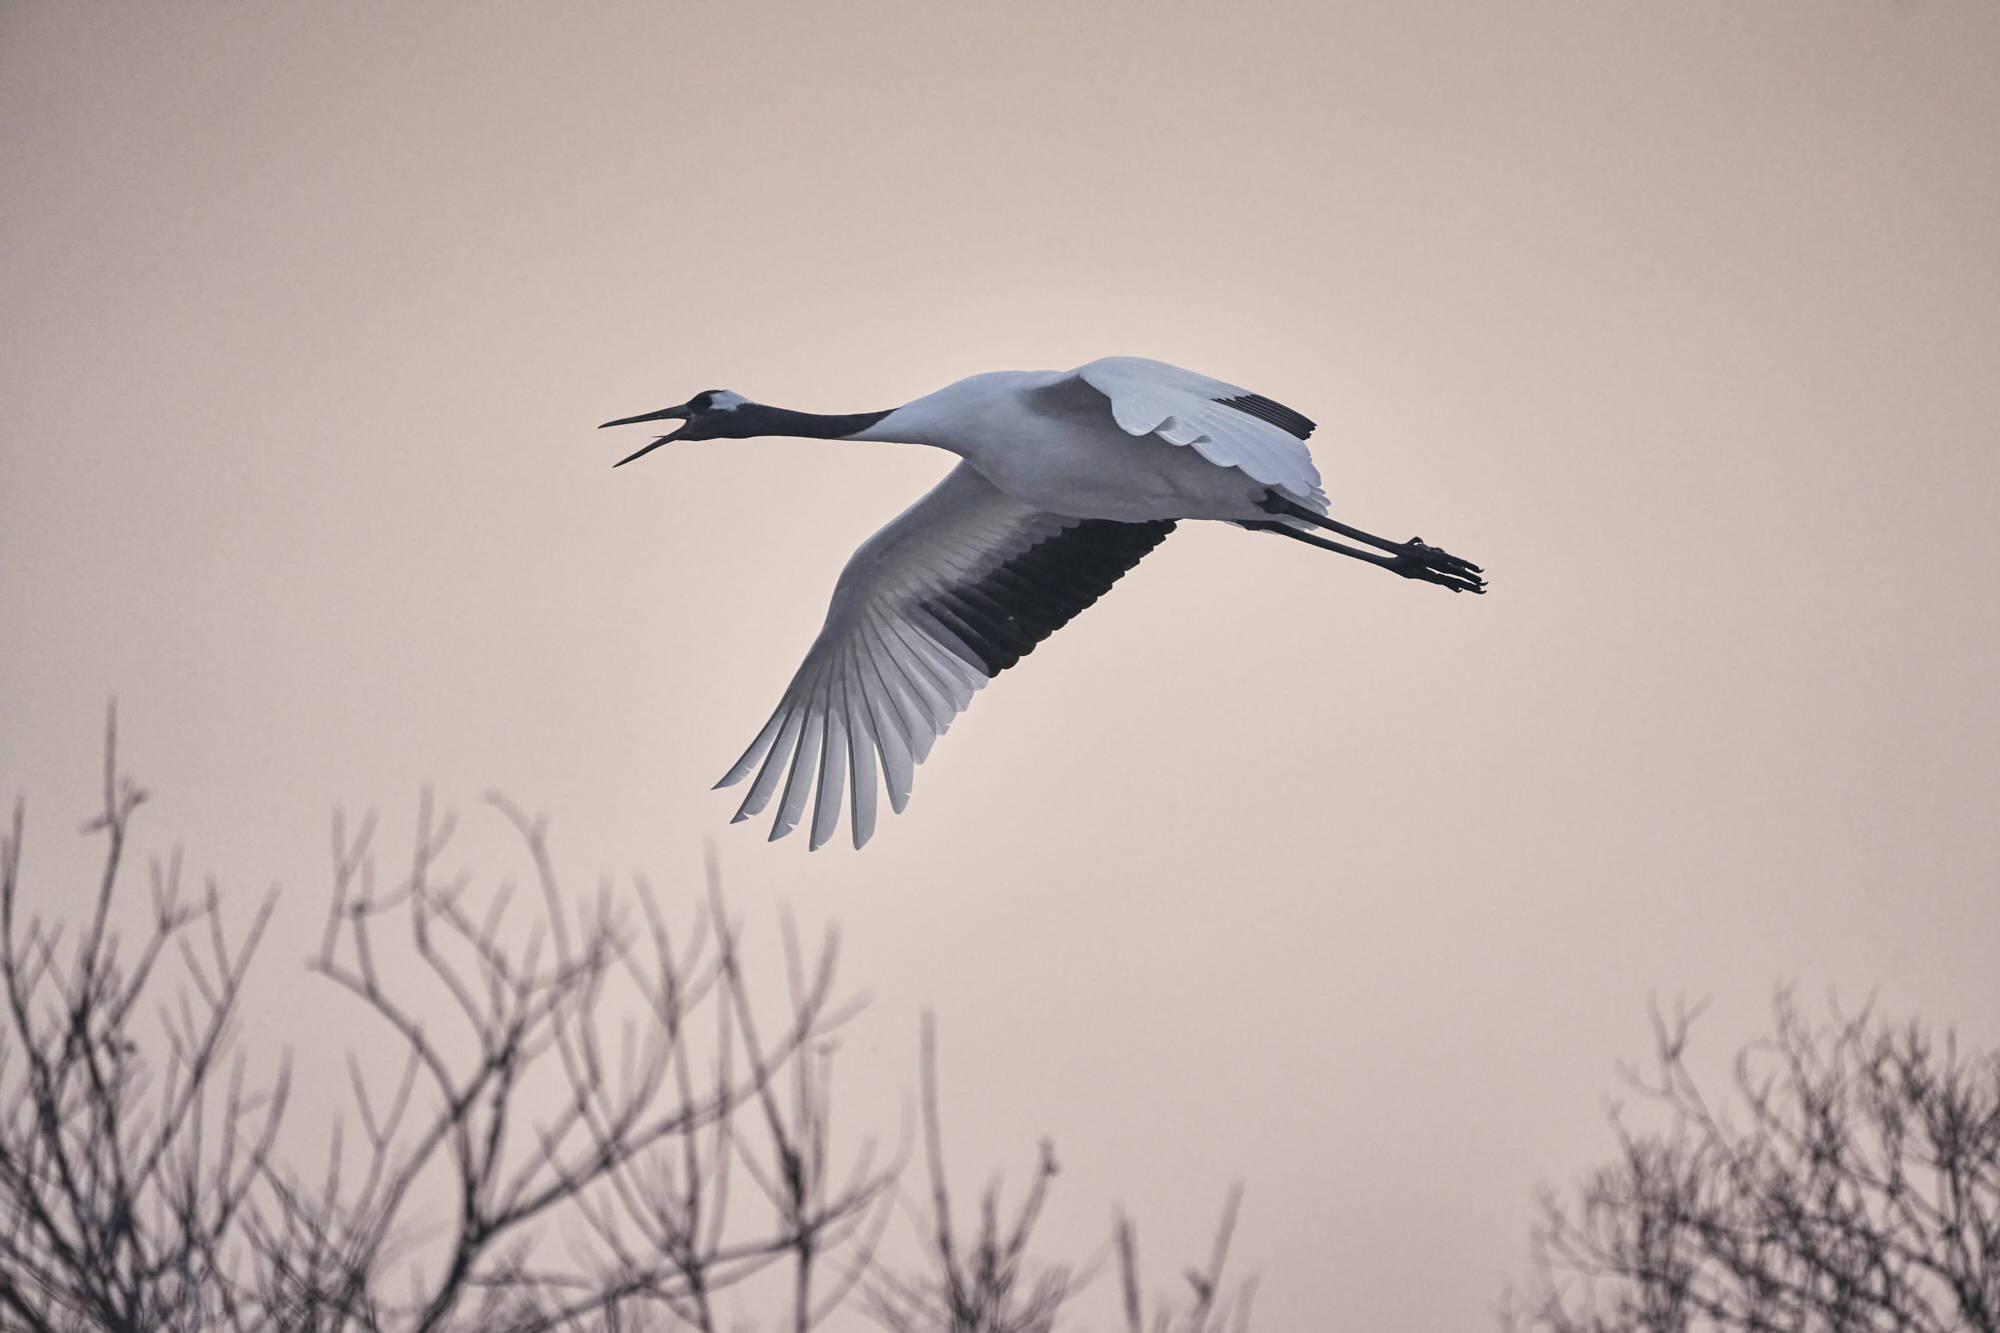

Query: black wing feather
922,519,1176,677
1214,393,1315,441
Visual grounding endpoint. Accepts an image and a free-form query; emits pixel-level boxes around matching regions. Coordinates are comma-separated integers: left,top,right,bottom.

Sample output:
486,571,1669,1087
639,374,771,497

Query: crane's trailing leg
1256,492,1486,594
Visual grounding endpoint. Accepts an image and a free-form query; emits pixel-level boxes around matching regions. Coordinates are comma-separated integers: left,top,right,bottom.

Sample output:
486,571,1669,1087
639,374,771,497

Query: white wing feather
716,461,1173,850
1073,356,1329,510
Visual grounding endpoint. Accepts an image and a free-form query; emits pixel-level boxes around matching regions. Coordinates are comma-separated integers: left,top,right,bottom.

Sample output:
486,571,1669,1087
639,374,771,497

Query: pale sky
4,3,1998,1328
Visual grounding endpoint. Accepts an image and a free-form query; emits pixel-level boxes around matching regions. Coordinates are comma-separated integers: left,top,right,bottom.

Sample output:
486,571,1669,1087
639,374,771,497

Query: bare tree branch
4,719,1264,1333
1508,993,2000,1333
1,706,285,1333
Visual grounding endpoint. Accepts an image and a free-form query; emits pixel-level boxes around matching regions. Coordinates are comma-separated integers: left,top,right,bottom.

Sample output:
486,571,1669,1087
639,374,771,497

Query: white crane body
851,364,1326,522
599,356,1482,850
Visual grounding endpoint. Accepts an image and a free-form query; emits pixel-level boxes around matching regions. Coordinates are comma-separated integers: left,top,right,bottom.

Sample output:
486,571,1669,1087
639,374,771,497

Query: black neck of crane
732,404,892,439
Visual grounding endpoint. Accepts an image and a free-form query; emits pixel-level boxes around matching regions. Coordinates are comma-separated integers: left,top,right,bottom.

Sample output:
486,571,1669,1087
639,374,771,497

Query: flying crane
602,356,1484,850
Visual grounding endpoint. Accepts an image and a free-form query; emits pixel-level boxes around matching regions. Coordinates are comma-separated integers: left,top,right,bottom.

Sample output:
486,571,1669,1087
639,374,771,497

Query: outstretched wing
1073,356,1328,510
718,462,1174,850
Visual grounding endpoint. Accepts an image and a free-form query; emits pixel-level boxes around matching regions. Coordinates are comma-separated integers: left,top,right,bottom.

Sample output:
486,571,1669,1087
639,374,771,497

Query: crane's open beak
600,402,692,467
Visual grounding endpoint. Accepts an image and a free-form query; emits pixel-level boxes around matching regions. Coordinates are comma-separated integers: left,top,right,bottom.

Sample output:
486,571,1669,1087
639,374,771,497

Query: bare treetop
1510,996,2000,1333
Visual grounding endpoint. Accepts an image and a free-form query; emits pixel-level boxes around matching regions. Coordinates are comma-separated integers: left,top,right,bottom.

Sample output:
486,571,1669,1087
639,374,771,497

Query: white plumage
600,356,1483,849
1072,358,1330,503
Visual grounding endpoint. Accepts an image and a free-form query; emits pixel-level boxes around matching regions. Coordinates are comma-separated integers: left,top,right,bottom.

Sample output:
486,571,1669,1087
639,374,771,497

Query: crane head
599,390,750,465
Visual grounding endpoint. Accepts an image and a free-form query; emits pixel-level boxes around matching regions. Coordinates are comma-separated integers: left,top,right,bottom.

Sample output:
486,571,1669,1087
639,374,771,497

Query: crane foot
1389,538,1487,594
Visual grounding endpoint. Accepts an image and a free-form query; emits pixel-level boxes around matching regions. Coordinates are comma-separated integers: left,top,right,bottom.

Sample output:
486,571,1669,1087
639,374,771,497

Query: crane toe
1389,539,1488,594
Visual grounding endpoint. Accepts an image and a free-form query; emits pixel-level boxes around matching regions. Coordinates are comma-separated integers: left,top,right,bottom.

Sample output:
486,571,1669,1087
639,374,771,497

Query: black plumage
1214,393,1315,441
921,518,1176,677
